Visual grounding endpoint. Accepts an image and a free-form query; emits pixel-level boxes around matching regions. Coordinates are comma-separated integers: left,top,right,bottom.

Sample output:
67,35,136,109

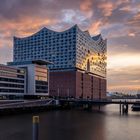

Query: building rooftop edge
14,24,78,39
7,59,53,66
13,24,104,41
0,64,24,70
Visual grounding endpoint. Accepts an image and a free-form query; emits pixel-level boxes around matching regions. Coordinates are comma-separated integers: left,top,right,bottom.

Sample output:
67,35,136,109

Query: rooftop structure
13,25,106,78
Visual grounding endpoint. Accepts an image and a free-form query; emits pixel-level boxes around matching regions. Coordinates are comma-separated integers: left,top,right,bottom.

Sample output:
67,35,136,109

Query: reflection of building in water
10,25,107,99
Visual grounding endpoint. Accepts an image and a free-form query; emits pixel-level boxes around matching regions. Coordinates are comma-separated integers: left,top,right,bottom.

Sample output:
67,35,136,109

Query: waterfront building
0,64,26,95
11,25,107,99
8,60,49,96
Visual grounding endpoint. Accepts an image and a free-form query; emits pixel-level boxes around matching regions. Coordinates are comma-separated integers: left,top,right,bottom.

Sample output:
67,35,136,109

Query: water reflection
40,111,106,140
0,105,140,140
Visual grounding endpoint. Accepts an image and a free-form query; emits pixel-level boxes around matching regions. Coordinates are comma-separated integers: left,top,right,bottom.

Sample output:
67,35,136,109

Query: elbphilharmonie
7,25,107,99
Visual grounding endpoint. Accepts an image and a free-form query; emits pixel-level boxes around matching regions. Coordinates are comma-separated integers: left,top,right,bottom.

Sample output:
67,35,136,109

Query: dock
0,98,139,115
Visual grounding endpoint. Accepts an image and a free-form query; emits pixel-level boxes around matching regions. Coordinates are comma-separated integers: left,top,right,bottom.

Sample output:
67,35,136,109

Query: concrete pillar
120,102,122,114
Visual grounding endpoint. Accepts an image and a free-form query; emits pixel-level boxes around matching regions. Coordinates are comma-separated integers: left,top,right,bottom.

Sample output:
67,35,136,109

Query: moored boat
131,104,140,111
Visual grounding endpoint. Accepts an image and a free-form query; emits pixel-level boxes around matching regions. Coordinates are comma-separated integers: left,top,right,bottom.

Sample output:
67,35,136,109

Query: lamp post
67,88,70,99
57,87,60,98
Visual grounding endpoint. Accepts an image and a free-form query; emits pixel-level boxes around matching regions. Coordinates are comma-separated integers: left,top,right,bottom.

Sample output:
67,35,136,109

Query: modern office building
8,60,49,96
12,25,107,99
0,64,26,95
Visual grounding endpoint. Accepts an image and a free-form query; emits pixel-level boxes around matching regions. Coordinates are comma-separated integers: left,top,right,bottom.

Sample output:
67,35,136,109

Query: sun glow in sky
108,53,140,68
0,0,140,93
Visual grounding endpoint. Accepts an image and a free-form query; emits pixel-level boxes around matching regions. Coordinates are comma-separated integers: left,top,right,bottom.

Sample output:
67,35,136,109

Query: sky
0,0,140,93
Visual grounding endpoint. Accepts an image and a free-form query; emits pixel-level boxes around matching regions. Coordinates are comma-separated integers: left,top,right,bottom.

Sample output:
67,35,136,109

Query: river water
0,104,140,140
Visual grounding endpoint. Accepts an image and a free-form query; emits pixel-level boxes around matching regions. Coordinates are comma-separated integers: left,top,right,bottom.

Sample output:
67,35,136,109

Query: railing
0,99,54,109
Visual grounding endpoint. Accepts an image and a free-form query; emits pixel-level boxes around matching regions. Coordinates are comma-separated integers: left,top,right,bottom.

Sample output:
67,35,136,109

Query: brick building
10,25,107,99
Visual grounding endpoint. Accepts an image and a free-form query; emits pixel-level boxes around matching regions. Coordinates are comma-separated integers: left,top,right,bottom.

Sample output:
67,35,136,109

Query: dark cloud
107,8,133,24
108,35,140,54
127,12,140,27
0,0,44,20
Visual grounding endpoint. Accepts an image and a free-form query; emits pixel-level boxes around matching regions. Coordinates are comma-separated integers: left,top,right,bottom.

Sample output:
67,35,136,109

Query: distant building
137,89,140,98
0,64,26,95
8,60,49,96
10,25,107,99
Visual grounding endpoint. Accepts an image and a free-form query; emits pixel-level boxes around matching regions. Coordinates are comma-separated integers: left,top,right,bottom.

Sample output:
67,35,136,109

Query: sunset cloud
80,0,93,18
98,2,115,17
108,52,140,69
128,32,135,37
108,66,140,93
89,20,103,35
80,0,92,12
127,12,140,27
119,5,132,12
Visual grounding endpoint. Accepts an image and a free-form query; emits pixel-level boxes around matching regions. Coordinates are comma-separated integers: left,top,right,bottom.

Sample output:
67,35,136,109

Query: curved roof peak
92,34,102,41
84,30,90,36
14,24,78,39
14,24,104,41
42,24,78,32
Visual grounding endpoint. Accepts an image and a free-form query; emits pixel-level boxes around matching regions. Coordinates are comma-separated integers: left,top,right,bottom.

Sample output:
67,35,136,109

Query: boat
131,104,140,111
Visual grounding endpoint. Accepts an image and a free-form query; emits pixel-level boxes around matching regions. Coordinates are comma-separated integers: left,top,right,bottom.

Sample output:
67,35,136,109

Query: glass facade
35,65,48,93
13,25,106,78
0,65,25,93
76,29,106,77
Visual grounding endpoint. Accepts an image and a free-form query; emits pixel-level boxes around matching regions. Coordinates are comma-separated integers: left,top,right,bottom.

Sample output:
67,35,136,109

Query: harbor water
0,104,140,140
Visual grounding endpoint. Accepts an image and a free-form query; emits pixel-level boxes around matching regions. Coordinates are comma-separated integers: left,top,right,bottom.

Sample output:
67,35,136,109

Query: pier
59,98,140,114
0,99,60,115
0,98,139,115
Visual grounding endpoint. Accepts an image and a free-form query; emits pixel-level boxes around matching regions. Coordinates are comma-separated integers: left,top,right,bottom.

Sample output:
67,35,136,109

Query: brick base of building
49,70,106,99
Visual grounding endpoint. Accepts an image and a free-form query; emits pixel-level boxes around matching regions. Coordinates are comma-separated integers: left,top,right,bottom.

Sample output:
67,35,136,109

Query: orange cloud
116,0,130,5
98,0,130,17
88,20,102,35
15,18,56,37
128,12,140,27
0,16,57,51
119,5,131,12
80,0,93,18
98,2,114,16
107,52,140,93
108,85,140,92
80,0,92,12
128,33,135,37
108,53,140,69
0,38,12,48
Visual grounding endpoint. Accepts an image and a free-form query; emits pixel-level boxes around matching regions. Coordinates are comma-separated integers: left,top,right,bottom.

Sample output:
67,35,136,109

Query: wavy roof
92,34,102,41
14,24,103,41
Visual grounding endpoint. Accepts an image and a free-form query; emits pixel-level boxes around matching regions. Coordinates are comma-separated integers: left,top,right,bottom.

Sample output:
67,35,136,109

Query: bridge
59,98,140,114
0,99,58,115
59,98,140,105
0,99,55,109
0,98,139,115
